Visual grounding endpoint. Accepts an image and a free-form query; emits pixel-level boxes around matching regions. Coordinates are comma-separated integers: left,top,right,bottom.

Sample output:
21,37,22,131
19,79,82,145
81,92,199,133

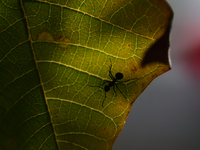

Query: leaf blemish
142,83,145,88
38,31,54,42
128,61,137,74
56,35,70,43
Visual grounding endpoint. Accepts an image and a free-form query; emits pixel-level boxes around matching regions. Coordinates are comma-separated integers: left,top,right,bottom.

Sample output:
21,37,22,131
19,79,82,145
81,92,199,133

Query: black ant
90,58,132,107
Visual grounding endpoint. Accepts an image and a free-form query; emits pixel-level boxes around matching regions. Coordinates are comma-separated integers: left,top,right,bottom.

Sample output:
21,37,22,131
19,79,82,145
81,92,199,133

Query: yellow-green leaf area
0,0,173,149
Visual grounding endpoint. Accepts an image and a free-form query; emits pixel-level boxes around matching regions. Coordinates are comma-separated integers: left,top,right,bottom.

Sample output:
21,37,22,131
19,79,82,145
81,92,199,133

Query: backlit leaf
0,0,173,149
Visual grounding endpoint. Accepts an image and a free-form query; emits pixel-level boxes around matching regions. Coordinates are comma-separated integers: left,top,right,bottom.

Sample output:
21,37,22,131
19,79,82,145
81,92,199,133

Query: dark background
113,0,200,149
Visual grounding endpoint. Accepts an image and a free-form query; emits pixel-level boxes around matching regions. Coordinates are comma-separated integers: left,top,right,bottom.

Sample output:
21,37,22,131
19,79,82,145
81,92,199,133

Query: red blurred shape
185,42,200,81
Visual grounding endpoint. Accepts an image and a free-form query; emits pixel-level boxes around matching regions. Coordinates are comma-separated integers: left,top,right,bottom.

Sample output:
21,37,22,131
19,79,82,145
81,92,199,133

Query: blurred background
113,0,200,150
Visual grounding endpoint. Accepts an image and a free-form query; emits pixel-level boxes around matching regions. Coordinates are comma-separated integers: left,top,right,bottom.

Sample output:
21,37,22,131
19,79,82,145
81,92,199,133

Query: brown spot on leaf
131,66,137,73
128,61,137,74
56,35,65,42
102,128,107,132
58,35,63,40
152,74,156,78
55,35,71,45
130,101,134,106
142,83,145,88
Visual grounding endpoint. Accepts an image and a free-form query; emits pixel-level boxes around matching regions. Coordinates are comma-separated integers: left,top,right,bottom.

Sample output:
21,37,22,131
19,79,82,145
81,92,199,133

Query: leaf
0,0,173,149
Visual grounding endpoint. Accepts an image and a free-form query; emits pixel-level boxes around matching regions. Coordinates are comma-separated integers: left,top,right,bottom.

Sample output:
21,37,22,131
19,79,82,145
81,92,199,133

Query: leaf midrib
20,0,60,149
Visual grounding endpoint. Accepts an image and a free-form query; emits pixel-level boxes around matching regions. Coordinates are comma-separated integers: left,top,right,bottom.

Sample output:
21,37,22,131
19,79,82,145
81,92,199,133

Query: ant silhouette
90,58,133,107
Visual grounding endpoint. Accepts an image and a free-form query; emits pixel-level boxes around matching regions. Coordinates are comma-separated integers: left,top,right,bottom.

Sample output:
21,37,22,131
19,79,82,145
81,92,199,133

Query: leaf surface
0,0,173,149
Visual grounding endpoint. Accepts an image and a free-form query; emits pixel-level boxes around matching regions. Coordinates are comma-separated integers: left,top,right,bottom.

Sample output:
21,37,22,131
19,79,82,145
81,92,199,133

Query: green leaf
0,0,173,149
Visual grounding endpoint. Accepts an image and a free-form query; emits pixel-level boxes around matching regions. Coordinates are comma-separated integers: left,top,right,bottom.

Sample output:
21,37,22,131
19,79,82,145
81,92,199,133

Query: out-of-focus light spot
183,41,200,82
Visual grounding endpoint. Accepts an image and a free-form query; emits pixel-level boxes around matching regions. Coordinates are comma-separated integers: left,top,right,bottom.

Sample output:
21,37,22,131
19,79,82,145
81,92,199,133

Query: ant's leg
109,72,115,80
102,92,107,107
113,85,117,96
101,81,108,86
115,84,126,99
109,58,115,79
89,80,108,87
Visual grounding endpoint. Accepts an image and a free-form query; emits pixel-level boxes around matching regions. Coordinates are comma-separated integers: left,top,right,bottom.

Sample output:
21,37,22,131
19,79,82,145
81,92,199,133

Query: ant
90,58,132,107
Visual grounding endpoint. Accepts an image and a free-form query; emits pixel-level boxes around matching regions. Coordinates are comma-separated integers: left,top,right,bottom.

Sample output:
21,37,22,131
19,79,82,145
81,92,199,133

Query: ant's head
115,73,123,80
